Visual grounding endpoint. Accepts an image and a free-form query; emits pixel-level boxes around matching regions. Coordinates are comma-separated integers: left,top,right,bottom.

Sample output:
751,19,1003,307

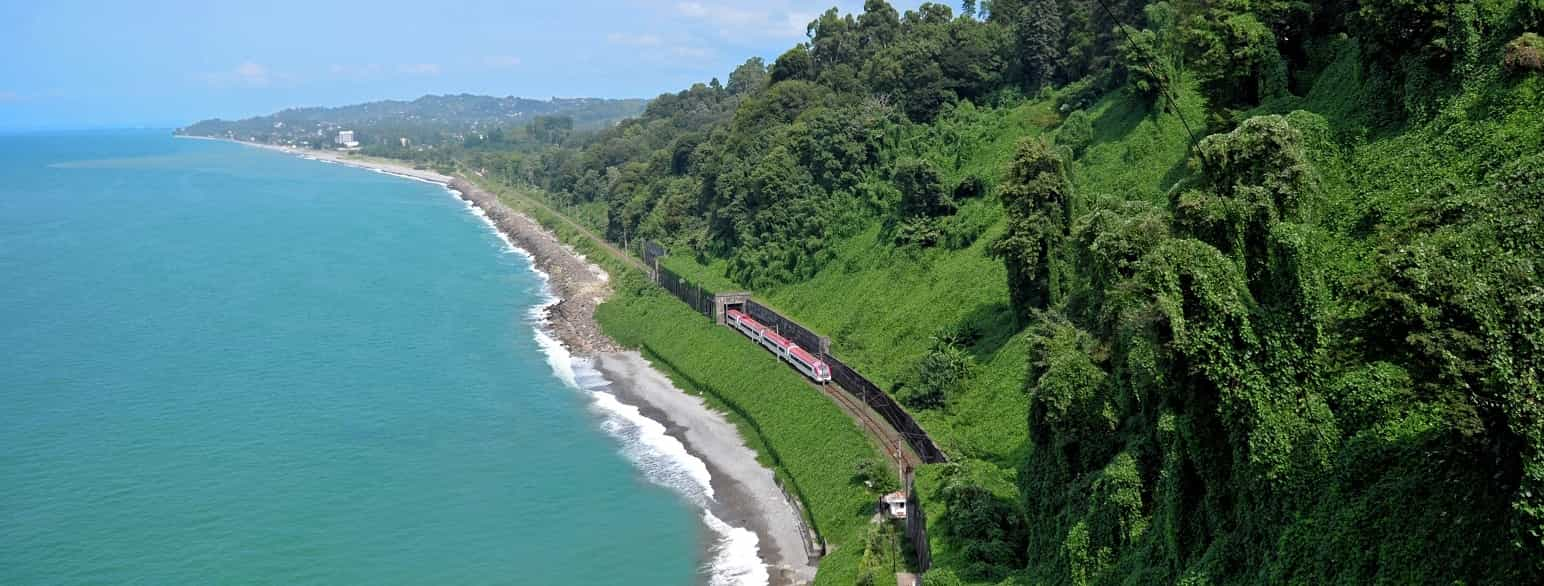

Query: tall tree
1017,0,1065,89
857,0,902,53
991,139,1071,318
726,57,769,96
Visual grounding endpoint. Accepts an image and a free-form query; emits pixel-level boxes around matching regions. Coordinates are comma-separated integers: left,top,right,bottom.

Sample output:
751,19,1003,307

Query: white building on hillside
335,130,359,149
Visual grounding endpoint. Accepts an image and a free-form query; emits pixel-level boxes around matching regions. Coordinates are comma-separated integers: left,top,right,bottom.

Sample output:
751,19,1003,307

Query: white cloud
671,46,714,59
607,33,664,47
329,63,386,80
673,1,821,38
203,61,284,88
397,63,442,75
483,55,522,68
677,2,762,28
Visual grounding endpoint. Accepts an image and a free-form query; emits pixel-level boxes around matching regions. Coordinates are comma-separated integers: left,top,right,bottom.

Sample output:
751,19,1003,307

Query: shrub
1054,75,1105,112
1503,32,1544,74
1056,109,1094,157
953,174,989,200
893,158,954,219
899,332,975,410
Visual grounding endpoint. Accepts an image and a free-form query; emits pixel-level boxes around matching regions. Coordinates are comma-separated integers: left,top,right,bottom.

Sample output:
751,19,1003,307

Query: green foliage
726,57,770,95
893,158,954,219
891,157,958,247
1172,114,1316,294
933,464,1028,580
854,458,901,494
385,2,1544,583
1505,32,1544,73
856,522,905,586
1179,8,1291,109
1055,109,1094,157
593,275,884,584
899,331,976,410
1013,0,1064,90
1352,0,1467,68
990,138,1071,318
1350,153,1544,556
771,44,816,83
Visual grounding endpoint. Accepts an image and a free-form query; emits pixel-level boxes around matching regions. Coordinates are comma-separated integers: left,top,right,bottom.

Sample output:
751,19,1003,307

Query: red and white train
726,309,832,383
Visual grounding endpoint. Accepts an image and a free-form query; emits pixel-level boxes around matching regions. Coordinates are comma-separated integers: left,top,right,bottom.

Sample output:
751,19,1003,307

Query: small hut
881,491,909,519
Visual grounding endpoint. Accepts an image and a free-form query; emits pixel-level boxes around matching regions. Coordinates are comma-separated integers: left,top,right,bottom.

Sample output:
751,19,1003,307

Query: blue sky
0,0,926,130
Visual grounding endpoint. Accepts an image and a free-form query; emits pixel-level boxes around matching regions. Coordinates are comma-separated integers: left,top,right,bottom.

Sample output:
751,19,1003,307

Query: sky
0,0,931,131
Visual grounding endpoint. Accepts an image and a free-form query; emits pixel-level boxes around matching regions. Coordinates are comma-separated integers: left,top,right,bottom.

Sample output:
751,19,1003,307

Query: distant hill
174,94,646,150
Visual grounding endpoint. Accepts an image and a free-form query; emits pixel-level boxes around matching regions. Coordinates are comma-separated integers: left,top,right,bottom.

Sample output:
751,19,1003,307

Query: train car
760,329,794,359
726,309,766,339
787,346,832,383
726,307,830,383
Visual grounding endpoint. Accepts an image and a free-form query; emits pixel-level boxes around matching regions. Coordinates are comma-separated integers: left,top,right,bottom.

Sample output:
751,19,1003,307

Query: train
726,308,832,383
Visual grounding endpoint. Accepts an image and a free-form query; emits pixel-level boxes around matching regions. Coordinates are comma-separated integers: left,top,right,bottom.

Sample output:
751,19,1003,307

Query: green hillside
449,1,1544,583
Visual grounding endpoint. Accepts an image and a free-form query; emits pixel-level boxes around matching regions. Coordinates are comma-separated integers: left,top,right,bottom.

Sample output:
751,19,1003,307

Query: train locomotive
725,309,832,383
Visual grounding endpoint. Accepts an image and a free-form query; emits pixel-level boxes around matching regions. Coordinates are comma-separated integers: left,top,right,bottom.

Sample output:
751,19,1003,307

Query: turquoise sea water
0,131,702,584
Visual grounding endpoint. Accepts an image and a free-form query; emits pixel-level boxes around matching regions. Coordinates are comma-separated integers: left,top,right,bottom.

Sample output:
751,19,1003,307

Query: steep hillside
451,1,1544,583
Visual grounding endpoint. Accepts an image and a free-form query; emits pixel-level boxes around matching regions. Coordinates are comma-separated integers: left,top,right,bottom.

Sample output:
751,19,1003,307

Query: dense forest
467,1,1540,583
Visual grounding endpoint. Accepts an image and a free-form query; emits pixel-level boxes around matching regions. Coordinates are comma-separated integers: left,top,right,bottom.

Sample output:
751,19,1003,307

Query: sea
0,130,758,584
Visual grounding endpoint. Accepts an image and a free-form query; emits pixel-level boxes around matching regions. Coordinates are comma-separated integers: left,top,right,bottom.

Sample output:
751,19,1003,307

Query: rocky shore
445,178,620,354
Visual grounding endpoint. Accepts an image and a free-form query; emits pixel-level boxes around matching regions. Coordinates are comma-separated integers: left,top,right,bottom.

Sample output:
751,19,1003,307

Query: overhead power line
1089,0,1203,151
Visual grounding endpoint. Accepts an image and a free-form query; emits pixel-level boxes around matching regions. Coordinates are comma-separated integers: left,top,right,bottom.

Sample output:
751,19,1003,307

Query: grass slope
481,180,900,583
596,276,891,585
488,34,1543,582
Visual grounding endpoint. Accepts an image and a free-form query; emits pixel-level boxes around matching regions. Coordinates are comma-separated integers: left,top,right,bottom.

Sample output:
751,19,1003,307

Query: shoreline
205,137,818,585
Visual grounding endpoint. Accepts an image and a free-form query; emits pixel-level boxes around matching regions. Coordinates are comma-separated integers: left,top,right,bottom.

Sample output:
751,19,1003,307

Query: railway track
813,379,921,471
487,179,926,473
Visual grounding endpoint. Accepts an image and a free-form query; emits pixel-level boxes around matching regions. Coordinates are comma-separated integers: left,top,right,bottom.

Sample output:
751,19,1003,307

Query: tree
1180,9,1289,108
1015,0,1064,90
1055,109,1093,157
990,139,1070,319
857,0,902,53
937,472,1027,580
1171,114,1315,297
906,2,955,25
893,158,953,219
770,44,815,83
726,57,769,95
865,35,955,121
901,331,974,409
940,16,1014,101
1351,0,1464,68
808,8,860,70
1352,154,1544,558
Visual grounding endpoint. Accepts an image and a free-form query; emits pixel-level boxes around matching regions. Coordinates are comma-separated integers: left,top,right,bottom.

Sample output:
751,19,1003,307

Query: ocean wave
369,167,446,186
532,327,767,586
449,186,768,585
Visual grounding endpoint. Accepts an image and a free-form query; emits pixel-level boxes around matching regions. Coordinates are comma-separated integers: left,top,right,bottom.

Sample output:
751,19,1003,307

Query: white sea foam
447,187,768,585
369,167,447,186
530,323,768,585
458,196,521,256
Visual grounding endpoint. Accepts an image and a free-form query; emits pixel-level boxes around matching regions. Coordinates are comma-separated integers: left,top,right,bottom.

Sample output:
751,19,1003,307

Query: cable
1089,0,1203,151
